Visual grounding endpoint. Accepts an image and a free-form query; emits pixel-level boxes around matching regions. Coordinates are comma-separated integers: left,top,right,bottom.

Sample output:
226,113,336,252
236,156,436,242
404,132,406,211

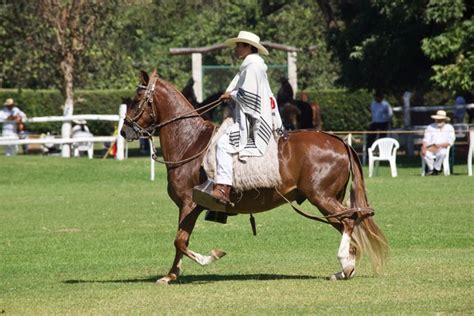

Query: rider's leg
212,134,233,205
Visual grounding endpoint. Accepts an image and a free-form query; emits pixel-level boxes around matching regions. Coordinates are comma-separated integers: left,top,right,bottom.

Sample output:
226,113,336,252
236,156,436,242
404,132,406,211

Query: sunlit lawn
0,155,472,314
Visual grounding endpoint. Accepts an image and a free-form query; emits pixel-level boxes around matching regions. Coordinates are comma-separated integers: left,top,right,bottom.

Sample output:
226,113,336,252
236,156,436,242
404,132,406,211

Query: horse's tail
347,144,389,274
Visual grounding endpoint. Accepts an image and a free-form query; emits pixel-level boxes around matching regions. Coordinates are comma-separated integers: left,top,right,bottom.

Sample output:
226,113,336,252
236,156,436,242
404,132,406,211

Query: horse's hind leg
156,203,226,285
332,222,357,280
303,194,357,280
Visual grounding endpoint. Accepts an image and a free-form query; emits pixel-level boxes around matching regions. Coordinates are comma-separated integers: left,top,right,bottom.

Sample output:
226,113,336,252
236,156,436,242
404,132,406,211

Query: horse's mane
157,77,197,111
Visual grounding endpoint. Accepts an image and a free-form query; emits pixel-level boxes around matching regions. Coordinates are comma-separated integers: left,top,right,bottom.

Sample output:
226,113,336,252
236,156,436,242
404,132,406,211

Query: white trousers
424,148,447,171
215,134,233,186
2,131,19,156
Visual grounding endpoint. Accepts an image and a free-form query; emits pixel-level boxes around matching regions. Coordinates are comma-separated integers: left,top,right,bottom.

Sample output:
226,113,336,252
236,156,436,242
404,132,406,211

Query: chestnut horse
121,70,388,285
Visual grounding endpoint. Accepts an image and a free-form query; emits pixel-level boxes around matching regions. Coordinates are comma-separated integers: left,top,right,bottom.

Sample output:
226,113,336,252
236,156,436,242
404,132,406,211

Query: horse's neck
157,83,211,163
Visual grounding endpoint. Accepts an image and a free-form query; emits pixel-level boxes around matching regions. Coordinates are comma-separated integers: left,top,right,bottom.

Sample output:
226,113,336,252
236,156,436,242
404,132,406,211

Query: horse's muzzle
120,125,139,141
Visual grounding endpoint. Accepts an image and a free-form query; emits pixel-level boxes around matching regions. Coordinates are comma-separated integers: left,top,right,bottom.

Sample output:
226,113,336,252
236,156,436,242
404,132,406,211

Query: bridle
123,77,222,166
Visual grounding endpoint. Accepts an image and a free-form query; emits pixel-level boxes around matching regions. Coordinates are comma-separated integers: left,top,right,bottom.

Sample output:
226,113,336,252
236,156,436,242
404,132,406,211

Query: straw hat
224,31,269,56
431,110,450,121
73,119,87,125
4,98,14,106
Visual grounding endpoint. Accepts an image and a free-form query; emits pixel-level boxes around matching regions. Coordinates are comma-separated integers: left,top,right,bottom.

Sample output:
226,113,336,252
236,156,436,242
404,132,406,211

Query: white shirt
0,106,27,135
422,123,455,146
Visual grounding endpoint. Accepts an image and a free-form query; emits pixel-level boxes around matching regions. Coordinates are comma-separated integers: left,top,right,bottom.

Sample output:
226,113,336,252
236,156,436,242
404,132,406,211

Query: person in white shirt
421,110,456,175
0,98,27,156
211,31,282,206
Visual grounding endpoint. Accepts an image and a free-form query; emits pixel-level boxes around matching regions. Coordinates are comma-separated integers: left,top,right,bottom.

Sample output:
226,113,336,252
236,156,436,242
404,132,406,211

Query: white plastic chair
72,130,94,159
368,138,399,177
421,145,451,176
468,129,473,176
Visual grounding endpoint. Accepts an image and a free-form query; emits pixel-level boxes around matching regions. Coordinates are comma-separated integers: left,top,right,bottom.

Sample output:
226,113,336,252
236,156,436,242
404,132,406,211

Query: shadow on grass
64,273,326,285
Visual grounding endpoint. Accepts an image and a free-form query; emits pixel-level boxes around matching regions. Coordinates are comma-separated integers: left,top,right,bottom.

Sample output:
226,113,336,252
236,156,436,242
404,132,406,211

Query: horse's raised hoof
211,249,226,260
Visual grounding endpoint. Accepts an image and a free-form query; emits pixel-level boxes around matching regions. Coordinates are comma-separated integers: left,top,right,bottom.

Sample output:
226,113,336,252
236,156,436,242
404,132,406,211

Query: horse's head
281,102,301,130
121,70,159,141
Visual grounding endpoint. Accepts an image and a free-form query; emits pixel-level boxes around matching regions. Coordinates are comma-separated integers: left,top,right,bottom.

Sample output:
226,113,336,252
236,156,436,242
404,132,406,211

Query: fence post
116,103,127,160
362,133,367,165
287,52,297,98
149,139,155,181
61,99,73,158
403,91,414,156
192,53,203,103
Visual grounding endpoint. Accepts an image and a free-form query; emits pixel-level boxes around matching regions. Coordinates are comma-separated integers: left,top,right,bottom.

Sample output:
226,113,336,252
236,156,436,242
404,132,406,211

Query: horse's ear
150,69,158,79
139,70,149,85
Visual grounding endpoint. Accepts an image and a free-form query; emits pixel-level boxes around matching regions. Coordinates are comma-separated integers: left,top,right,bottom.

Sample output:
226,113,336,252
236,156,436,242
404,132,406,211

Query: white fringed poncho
222,54,282,158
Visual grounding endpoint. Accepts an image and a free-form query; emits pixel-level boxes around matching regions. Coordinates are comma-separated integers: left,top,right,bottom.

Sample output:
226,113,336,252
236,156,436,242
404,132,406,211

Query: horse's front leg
156,203,225,285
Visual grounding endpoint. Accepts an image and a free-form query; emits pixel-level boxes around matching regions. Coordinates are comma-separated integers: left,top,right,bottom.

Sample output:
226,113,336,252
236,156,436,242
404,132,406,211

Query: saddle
202,118,282,192
193,118,282,213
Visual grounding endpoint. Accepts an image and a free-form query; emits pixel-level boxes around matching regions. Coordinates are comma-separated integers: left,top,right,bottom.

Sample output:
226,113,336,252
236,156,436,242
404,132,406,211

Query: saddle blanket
203,118,282,192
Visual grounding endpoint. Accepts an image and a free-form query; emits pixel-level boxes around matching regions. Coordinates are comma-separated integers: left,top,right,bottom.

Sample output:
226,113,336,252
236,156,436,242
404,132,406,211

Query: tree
315,0,435,95
315,0,474,99
421,0,474,94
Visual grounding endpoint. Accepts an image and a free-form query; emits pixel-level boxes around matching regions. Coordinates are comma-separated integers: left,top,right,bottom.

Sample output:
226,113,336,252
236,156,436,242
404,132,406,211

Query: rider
211,31,282,205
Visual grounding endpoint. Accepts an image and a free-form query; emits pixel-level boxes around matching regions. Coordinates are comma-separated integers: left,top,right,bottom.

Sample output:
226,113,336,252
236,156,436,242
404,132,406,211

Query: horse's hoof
328,271,345,281
211,249,226,260
155,278,170,285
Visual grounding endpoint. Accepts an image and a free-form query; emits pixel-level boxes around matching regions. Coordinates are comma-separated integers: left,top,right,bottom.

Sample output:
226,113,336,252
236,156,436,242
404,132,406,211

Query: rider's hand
220,92,231,100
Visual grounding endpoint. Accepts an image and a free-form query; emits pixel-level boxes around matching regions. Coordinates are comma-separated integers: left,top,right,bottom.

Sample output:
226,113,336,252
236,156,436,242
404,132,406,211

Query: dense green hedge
303,90,400,131
1,88,403,134
0,89,134,135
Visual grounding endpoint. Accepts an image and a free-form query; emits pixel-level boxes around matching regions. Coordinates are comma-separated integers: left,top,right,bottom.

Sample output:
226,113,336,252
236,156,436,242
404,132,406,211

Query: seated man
0,98,27,156
421,110,455,175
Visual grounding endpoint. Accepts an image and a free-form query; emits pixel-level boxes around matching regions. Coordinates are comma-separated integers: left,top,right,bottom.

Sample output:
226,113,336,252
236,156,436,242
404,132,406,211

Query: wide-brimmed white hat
73,119,87,125
4,98,14,106
431,110,450,121
224,31,269,56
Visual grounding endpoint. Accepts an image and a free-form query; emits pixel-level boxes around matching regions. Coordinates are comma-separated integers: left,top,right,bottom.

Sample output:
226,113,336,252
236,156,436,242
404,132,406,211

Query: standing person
453,95,466,124
421,110,455,175
368,91,393,148
0,98,27,156
211,31,283,206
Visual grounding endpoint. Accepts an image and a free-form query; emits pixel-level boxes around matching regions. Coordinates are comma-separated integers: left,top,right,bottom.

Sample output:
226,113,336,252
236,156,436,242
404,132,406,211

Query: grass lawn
0,155,472,314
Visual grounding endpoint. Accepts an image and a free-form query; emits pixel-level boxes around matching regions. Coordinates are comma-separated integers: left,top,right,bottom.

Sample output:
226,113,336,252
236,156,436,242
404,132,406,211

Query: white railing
0,104,127,160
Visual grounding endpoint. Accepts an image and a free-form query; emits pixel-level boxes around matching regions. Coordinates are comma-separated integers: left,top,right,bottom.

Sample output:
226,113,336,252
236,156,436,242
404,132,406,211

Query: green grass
0,156,473,314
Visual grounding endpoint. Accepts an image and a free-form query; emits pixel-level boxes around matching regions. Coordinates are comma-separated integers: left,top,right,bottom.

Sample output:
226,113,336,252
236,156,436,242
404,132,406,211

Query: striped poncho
221,54,282,159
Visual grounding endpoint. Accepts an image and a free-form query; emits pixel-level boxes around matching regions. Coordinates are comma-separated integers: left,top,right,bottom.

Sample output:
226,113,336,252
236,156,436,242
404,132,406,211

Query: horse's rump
203,118,282,192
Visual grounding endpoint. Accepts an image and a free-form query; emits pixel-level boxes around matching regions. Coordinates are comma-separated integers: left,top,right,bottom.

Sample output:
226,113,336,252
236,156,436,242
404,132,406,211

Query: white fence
0,104,127,160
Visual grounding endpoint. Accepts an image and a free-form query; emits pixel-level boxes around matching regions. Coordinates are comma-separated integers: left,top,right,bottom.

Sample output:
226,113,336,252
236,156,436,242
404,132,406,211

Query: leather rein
124,78,222,166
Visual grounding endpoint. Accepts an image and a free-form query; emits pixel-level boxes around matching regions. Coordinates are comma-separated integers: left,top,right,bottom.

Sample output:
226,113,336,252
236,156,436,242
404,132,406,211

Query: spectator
368,91,393,148
71,119,90,135
453,95,466,124
421,110,455,176
0,98,27,156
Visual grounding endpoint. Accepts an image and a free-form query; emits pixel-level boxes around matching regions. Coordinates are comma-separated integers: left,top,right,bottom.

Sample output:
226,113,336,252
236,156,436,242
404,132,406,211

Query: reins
124,77,223,166
275,189,374,224
149,125,217,166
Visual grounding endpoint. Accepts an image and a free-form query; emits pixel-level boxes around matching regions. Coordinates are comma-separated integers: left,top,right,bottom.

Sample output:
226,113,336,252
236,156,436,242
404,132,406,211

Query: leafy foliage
421,0,474,94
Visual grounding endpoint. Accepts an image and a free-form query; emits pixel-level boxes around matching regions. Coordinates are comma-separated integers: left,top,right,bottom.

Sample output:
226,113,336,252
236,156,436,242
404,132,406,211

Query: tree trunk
60,52,75,157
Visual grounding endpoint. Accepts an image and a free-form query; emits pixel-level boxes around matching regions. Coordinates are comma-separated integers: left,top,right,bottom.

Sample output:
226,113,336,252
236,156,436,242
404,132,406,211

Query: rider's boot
210,183,234,207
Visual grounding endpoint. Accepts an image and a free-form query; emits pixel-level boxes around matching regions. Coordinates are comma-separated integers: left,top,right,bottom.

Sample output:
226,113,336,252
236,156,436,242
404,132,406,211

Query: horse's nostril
120,130,126,138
